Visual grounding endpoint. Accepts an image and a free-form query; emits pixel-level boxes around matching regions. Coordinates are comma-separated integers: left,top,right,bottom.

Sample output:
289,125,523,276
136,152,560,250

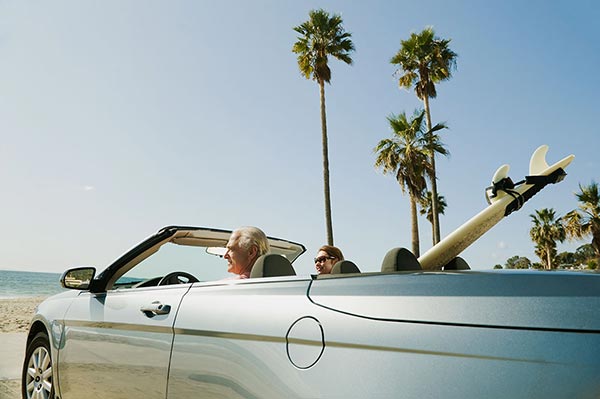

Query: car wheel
22,331,54,399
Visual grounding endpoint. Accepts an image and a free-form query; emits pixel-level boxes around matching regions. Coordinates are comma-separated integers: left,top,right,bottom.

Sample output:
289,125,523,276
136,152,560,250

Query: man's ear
249,245,258,258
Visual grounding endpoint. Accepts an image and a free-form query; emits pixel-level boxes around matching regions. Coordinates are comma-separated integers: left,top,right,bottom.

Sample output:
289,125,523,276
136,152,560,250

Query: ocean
0,269,67,299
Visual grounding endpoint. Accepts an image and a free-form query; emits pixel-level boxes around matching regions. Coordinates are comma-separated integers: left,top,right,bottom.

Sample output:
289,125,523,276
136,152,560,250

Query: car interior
104,225,471,289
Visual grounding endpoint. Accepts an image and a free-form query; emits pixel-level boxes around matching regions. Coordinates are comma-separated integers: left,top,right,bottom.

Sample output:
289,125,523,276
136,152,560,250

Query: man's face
224,232,253,275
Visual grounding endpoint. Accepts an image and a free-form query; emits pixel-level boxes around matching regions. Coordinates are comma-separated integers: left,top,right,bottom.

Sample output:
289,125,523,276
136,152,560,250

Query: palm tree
563,182,600,260
390,27,457,245
529,208,566,269
292,9,355,246
374,110,434,257
419,191,447,245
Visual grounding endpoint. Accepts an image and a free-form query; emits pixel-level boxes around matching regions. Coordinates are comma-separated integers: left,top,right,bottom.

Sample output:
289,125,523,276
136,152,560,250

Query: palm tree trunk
423,95,440,245
410,194,420,257
592,234,600,260
319,79,334,245
546,248,552,270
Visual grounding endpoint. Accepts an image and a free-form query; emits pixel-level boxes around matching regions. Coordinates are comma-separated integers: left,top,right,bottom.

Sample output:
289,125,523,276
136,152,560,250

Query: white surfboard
418,145,575,270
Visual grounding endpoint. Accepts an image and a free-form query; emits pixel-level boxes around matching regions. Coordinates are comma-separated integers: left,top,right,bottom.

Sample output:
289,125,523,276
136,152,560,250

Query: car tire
22,331,54,399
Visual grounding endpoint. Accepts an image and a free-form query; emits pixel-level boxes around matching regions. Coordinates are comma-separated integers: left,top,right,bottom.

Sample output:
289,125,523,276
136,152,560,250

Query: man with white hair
224,226,270,279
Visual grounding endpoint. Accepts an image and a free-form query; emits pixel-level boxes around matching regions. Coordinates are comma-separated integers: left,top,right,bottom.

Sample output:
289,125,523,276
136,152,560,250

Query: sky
1,0,599,275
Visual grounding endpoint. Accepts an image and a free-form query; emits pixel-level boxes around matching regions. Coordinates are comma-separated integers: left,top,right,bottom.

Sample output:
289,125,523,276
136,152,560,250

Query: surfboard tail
419,145,574,270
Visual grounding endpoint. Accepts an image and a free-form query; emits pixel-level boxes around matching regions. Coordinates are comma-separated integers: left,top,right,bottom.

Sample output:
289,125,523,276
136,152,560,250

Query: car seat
331,260,361,274
250,254,296,278
381,247,422,272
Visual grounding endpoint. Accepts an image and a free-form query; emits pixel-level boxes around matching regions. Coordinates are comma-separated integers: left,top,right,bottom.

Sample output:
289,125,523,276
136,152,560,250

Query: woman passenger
314,245,344,274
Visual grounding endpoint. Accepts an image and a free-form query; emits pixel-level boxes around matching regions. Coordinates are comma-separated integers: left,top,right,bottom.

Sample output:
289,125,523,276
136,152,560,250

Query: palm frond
390,27,457,100
292,9,354,83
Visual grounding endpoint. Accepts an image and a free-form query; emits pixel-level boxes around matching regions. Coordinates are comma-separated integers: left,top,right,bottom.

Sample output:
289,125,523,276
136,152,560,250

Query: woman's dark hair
318,245,344,261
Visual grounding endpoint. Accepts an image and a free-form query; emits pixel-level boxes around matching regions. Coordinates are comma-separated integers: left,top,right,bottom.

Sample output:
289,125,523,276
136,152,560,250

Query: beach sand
0,379,20,399
0,296,47,399
0,296,46,333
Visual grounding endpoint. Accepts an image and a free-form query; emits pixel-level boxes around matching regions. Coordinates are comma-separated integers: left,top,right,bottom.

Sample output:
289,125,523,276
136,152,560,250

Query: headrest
331,260,360,274
443,256,470,270
381,247,422,272
250,254,296,278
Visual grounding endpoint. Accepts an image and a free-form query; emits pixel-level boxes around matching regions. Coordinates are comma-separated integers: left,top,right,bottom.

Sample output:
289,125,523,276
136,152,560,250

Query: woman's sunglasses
314,256,336,264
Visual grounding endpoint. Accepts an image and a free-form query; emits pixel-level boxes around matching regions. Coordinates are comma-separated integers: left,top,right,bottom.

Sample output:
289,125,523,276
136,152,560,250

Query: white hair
233,226,270,256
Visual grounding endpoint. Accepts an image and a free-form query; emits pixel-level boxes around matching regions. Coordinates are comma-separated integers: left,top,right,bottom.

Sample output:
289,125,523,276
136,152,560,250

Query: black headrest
250,254,296,278
381,247,422,272
331,260,361,274
443,256,471,270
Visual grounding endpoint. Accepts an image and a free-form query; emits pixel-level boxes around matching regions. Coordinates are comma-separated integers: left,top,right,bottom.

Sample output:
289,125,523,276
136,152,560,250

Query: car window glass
114,242,229,289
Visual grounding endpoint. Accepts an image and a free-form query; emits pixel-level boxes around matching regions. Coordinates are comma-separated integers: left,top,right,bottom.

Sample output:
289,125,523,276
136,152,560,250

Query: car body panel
29,290,80,399
57,286,190,399
302,309,600,398
168,278,318,398
309,271,600,331
308,272,600,398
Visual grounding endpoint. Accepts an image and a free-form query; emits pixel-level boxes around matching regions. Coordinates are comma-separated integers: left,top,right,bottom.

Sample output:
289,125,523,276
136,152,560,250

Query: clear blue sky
1,1,598,274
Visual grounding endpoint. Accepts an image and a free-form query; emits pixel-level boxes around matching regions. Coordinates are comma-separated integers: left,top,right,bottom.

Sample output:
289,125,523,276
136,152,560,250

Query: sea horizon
0,269,67,299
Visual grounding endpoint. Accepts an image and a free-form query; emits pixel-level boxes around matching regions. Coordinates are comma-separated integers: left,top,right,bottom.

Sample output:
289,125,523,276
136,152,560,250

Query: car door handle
140,301,171,316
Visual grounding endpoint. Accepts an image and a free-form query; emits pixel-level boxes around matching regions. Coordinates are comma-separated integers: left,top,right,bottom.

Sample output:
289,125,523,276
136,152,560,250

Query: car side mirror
61,267,96,290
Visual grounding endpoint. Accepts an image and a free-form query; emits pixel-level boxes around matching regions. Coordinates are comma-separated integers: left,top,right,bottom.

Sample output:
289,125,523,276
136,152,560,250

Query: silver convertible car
22,225,600,399
21,145,600,399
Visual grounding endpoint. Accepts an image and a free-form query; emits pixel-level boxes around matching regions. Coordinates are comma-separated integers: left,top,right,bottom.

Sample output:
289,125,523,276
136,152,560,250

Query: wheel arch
26,320,48,345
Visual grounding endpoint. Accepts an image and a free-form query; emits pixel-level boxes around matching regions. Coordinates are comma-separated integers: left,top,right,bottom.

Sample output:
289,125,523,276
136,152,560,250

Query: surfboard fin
529,145,551,175
485,164,511,204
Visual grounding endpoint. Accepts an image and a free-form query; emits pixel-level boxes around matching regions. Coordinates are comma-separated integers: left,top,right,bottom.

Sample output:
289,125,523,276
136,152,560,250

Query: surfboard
418,145,575,270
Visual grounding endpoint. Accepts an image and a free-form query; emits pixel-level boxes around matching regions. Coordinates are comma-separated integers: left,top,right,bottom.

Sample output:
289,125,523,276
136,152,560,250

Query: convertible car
22,146,600,398
22,225,600,399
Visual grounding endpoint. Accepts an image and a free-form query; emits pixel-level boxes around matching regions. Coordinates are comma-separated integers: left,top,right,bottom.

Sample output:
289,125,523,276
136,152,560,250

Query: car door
167,277,318,399
57,284,189,399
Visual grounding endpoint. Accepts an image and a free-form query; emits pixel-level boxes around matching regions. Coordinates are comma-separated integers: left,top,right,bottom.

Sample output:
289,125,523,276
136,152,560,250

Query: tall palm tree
419,191,447,245
563,182,600,260
390,27,457,245
292,9,355,246
374,110,435,257
529,208,566,269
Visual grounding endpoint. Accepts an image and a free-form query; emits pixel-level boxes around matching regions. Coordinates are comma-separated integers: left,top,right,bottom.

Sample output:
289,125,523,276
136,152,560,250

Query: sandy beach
0,296,46,333
0,296,47,399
